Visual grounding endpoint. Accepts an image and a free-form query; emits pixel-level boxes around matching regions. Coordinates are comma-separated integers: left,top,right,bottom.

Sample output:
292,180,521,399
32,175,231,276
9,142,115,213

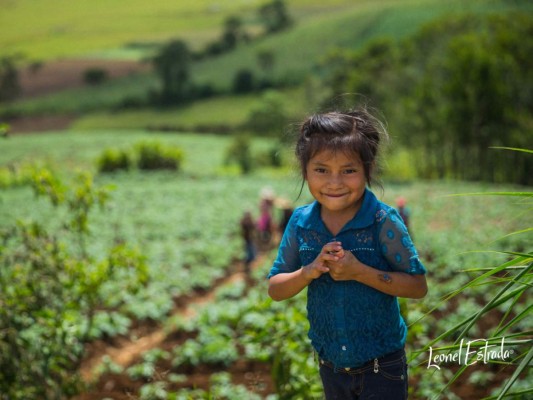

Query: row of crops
1,131,531,399
109,184,529,400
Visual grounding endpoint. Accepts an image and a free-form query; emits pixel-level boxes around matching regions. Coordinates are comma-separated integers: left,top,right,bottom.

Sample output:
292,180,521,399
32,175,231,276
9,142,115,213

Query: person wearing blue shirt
267,108,427,400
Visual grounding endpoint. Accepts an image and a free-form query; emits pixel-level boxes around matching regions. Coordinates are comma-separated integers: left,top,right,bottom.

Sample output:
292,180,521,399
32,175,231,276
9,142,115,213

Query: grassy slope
7,0,533,119
3,0,532,129
70,87,308,131
0,0,358,61
0,0,252,60
5,0,528,62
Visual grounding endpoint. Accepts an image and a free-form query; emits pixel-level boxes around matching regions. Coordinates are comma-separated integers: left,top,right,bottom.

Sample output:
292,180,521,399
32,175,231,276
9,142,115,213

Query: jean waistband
319,348,405,374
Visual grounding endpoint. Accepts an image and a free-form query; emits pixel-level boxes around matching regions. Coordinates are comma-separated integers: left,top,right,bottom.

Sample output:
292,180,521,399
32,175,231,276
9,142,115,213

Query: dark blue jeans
319,349,408,400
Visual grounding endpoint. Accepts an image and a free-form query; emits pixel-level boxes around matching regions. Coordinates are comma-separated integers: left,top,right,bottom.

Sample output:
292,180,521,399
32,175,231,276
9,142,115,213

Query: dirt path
77,252,270,394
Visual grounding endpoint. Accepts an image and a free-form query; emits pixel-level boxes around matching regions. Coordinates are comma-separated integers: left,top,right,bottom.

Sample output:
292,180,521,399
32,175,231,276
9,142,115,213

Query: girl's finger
317,265,330,272
335,248,346,259
324,242,342,254
322,253,340,262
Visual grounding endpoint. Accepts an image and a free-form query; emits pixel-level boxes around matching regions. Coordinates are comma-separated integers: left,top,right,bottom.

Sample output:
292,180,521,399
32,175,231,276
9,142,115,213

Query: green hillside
1,0,531,186
3,0,530,63
192,0,532,91
3,0,531,120
0,0,362,61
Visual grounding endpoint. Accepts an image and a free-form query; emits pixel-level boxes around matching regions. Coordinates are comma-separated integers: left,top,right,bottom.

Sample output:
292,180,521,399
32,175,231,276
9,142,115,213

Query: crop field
1,129,531,399
2,0,532,398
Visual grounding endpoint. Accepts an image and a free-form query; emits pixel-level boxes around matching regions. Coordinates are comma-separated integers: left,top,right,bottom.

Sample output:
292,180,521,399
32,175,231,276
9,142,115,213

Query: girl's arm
268,267,315,301
327,252,428,299
350,206,427,298
268,241,342,301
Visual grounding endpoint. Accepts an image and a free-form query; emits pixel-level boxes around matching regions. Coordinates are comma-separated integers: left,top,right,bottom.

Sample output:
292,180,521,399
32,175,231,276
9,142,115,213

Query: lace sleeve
267,209,301,278
378,208,426,275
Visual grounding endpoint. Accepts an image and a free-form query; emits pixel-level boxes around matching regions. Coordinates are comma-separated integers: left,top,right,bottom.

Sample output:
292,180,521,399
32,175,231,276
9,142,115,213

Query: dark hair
295,107,388,188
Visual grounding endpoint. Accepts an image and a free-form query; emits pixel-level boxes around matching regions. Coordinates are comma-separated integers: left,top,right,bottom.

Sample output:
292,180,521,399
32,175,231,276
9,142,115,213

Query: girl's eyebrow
311,161,358,168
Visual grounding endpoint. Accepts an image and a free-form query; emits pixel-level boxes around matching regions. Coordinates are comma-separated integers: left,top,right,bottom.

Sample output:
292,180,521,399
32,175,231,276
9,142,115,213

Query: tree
0,56,21,103
152,40,192,104
83,67,108,85
224,134,254,174
320,13,533,185
233,69,255,93
257,49,276,73
245,90,288,137
441,33,511,181
258,0,292,34
221,16,246,51
256,49,276,88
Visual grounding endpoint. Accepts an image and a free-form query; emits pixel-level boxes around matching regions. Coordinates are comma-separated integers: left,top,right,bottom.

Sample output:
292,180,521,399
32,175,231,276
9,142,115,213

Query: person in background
257,187,275,249
267,107,427,400
240,210,257,277
396,197,410,231
276,198,294,235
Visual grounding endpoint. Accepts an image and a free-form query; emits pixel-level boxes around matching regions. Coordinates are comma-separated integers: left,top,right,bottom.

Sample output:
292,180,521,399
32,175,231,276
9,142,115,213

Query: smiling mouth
324,193,347,198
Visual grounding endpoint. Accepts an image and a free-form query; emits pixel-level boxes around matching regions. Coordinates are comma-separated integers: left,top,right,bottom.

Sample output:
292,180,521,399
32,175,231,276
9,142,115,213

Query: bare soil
6,58,151,134
72,254,275,400
18,59,150,99
7,115,76,133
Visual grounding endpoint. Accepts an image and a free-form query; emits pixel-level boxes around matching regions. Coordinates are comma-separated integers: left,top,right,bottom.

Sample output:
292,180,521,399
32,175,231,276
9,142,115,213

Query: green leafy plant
0,168,148,399
244,89,288,137
224,134,254,174
139,381,169,400
97,147,133,173
412,148,532,400
135,140,184,171
97,140,184,173
166,372,262,399
169,279,324,399
0,161,39,188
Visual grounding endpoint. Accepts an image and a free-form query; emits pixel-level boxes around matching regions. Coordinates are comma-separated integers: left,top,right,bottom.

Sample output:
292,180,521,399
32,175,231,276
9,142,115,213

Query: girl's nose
328,173,343,186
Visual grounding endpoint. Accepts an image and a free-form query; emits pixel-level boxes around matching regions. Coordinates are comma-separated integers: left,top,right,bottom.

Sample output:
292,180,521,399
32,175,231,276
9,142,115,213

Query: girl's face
305,149,366,220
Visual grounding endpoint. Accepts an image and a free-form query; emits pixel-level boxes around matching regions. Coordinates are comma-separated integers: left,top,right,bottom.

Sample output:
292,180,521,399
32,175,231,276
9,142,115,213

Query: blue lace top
268,189,426,368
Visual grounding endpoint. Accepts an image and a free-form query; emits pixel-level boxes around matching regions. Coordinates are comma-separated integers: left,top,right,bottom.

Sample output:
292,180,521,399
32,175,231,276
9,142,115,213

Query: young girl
267,108,427,400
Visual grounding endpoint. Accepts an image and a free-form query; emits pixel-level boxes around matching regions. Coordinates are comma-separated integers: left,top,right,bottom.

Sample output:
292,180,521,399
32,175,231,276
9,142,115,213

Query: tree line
152,0,292,105
320,13,532,185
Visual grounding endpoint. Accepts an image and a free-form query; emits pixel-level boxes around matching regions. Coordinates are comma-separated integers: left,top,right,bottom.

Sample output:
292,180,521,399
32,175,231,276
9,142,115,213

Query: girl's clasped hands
303,242,362,281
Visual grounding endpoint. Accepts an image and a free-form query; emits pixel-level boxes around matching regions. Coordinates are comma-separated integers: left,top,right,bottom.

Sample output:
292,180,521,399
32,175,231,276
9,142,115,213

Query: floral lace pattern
268,189,426,369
